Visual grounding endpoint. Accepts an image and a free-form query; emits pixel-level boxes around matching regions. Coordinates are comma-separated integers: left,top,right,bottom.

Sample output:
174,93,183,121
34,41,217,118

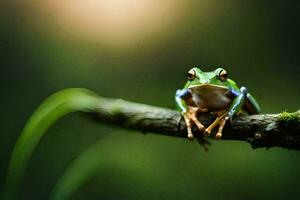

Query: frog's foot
204,127,212,136
189,107,205,132
204,111,228,138
182,113,194,139
215,118,226,139
190,115,205,132
182,107,206,139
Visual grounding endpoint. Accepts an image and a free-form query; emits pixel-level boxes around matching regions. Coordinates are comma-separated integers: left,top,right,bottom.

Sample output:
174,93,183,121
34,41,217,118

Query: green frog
175,67,260,139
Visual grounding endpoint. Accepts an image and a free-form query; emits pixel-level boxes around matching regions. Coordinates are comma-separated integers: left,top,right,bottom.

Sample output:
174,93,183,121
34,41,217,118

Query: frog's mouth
189,84,229,96
189,84,228,91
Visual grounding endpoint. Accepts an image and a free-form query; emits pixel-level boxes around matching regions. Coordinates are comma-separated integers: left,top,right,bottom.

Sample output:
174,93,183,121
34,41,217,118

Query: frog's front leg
226,86,249,120
204,87,249,138
175,89,205,139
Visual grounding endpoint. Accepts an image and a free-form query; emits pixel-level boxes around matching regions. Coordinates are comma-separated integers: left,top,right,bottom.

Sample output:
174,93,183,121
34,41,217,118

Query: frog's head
186,67,230,89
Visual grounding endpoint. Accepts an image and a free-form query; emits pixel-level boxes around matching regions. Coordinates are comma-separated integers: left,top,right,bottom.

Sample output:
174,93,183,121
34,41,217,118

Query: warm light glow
38,0,184,46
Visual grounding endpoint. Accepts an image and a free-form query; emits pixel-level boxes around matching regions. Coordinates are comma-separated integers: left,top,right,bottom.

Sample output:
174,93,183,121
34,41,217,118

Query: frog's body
175,67,260,139
189,84,232,111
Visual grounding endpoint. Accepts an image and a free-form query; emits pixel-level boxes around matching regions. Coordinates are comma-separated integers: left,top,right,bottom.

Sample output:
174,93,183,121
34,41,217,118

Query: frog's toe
187,133,194,140
194,120,205,132
186,126,195,140
198,126,205,132
204,128,211,136
215,132,222,139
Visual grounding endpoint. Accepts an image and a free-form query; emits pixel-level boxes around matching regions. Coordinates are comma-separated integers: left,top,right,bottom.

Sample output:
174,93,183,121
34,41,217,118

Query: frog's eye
187,69,196,80
219,69,228,82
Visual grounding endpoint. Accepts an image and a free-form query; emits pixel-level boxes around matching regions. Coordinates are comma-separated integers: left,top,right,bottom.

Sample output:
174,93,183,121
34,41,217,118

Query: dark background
1,1,300,199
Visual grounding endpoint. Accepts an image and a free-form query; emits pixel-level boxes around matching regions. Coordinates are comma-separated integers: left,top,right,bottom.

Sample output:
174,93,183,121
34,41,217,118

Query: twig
90,98,300,150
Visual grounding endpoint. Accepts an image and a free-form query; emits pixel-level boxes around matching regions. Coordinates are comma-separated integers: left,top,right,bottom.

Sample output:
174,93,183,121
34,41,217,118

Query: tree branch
89,97,300,151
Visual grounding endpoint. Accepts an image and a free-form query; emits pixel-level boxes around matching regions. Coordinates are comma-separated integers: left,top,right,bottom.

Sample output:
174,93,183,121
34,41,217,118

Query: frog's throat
189,84,227,90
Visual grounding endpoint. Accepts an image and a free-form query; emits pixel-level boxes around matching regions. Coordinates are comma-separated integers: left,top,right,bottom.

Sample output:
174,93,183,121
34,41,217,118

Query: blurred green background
1,0,300,199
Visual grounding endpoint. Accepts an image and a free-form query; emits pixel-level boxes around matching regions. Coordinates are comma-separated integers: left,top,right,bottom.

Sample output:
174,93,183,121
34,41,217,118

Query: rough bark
89,97,300,150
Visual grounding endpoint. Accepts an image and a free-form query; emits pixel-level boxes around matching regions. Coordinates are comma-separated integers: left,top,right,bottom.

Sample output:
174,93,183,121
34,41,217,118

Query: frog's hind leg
182,113,194,139
182,106,206,139
206,87,252,138
189,106,206,132
215,118,226,139
204,111,228,137
175,89,207,139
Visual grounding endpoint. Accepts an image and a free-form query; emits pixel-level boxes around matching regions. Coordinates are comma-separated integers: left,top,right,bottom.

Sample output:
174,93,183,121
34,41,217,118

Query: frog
175,67,260,139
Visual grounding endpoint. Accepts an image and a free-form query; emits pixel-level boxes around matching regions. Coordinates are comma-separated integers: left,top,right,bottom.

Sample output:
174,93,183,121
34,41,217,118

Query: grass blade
3,88,100,199
50,140,106,200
